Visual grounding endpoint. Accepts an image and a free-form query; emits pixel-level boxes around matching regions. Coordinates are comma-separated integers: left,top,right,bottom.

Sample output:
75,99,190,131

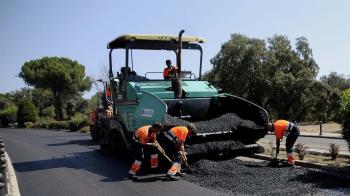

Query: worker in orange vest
266,120,300,165
163,59,177,79
128,122,163,180
163,123,196,180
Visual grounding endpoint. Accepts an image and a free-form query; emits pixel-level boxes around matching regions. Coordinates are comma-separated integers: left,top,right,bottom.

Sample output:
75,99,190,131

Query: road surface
0,128,226,196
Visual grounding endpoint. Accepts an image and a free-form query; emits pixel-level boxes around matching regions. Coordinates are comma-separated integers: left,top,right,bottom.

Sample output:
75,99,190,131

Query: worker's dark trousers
134,142,157,162
285,126,300,153
162,141,181,163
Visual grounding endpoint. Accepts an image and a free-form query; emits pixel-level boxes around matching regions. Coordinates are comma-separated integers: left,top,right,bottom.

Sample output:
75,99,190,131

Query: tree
31,88,54,117
0,93,17,127
208,34,269,106
265,35,318,120
17,98,38,127
207,34,319,121
340,88,350,148
65,95,89,119
19,57,92,120
320,72,350,91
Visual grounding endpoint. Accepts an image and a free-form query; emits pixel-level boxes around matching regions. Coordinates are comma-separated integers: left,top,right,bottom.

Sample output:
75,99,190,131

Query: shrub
32,122,41,128
0,106,17,127
48,121,59,130
329,143,340,161
24,122,34,128
295,143,307,160
340,88,350,149
58,121,69,130
17,99,38,127
68,118,88,132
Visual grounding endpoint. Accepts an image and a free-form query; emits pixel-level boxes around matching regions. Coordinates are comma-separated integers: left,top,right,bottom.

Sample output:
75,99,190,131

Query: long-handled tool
146,141,173,164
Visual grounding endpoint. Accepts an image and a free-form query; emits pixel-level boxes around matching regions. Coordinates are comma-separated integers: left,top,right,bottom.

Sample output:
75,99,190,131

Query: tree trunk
53,90,63,121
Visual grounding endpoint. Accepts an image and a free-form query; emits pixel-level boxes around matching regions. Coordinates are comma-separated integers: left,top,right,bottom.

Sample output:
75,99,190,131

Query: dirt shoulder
299,122,342,133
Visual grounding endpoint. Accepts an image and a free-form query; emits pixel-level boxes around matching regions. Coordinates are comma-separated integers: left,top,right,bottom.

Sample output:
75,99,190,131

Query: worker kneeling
128,123,163,180
163,123,196,180
267,120,300,165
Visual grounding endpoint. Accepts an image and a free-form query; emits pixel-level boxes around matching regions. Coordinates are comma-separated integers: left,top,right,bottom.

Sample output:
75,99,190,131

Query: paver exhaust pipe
171,29,185,99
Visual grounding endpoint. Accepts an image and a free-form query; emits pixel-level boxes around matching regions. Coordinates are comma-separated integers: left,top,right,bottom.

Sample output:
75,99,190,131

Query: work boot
128,173,139,181
165,174,180,181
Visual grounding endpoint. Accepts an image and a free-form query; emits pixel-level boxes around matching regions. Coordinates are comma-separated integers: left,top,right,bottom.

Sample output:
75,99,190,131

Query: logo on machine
140,108,154,118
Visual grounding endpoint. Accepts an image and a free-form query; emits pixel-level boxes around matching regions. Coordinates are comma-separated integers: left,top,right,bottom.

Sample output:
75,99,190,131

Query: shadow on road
12,150,132,182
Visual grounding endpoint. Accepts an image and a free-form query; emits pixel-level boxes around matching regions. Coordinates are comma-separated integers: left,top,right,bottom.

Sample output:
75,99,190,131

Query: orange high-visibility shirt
163,68,171,78
169,126,189,143
135,125,155,144
106,86,112,97
274,120,290,141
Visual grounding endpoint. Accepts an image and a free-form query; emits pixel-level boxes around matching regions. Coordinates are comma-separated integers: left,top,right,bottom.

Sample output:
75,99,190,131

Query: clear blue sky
1,0,349,98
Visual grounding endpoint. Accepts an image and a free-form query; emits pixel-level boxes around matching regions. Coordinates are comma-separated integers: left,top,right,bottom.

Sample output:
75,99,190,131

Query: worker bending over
163,59,177,79
128,123,163,180
163,124,196,180
267,120,300,165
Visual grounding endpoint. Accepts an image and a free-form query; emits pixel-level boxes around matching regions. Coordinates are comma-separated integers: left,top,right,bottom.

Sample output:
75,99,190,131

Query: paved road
0,128,226,196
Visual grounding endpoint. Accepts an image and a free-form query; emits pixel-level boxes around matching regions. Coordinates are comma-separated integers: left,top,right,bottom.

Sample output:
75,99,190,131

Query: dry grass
259,140,350,168
79,126,90,133
298,122,341,133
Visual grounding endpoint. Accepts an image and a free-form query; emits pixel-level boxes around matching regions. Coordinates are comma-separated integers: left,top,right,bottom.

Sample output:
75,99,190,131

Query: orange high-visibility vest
274,120,290,140
135,125,155,144
169,126,189,143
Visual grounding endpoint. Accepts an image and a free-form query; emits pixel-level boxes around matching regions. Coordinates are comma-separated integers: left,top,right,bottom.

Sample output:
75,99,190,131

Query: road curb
5,152,20,196
267,132,343,140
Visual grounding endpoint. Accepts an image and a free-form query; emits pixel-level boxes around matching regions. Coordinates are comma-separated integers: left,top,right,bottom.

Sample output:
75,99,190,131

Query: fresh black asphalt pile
161,113,264,133
184,159,350,195
161,113,266,156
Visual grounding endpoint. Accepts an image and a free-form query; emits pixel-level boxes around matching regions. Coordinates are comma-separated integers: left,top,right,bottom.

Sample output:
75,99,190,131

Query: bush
295,143,307,160
0,106,17,127
48,121,59,129
329,143,340,161
17,99,38,127
340,88,350,149
47,121,69,130
24,122,34,128
58,121,69,130
68,118,88,132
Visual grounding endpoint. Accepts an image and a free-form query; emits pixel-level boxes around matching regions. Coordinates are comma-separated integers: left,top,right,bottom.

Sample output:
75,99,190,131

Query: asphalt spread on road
185,158,350,195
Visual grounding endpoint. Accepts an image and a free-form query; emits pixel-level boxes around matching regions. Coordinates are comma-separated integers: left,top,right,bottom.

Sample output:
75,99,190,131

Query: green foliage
0,105,17,127
65,96,89,119
17,99,39,127
207,33,343,122
340,88,350,147
321,72,350,91
87,93,100,112
19,57,92,120
209,34,268,104
31,88,54,116
68,117,88,132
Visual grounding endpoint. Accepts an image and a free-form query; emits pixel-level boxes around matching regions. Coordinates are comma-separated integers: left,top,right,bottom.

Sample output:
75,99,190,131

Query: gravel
161,113,267,156
185,159,350,195
161,113,264,134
